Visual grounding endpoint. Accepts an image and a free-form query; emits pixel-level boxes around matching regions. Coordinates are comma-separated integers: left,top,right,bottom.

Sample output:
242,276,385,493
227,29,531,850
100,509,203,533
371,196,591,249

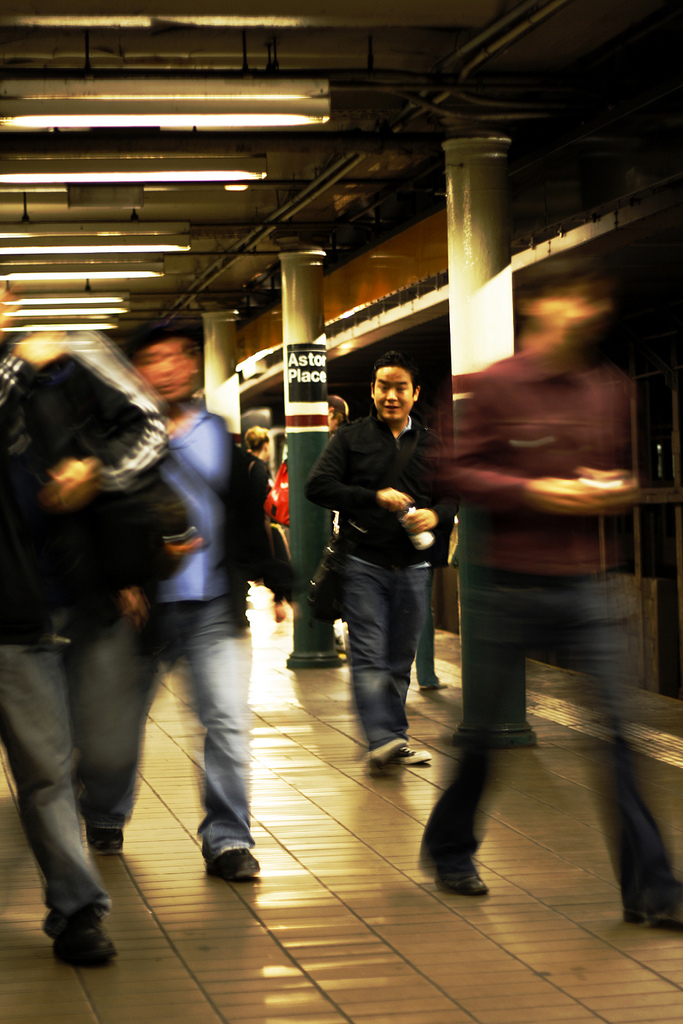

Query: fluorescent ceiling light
5,307,128,317
2,294,129,304
0,159,267,186
3,115,325,128
0,270,162,281
3,322,117,331
0,223,188,237
0,78,330,129
0,241,189,255
0,171,264,185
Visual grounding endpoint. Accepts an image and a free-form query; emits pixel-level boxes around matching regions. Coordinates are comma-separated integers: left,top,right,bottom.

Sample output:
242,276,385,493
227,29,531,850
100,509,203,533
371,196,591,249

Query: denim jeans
78,597,254,859
63,611,146,830
0,643,109,936
148,597,254,858
423,571,682,916
415,568,439,687
343,556,429,750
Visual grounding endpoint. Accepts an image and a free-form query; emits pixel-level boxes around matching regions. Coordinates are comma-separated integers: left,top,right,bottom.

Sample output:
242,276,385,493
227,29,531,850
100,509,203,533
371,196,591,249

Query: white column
202,311,240,434
443,135,514,382
444,135,535,747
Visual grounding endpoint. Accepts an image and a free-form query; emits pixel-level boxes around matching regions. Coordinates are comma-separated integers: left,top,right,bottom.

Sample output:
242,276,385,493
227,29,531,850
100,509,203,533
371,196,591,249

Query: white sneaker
365,738,405,773
392,745,431,765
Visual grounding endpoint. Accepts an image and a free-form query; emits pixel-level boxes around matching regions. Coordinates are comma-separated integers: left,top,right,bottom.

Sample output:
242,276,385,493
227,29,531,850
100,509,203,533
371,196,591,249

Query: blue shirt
157,404,231,603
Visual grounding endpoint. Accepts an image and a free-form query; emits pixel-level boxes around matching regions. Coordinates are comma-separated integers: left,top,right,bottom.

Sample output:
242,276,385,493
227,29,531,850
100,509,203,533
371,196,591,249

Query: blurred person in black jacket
0,314,168,964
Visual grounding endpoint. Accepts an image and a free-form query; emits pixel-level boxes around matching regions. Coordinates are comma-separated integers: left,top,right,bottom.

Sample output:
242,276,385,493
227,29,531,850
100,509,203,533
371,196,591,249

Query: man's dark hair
127,319,204,360
515,255,618,306
372,350,420,388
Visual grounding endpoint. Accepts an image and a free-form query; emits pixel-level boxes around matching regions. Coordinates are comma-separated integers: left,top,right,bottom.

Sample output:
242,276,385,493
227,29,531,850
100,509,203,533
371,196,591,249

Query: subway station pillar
444,135,536,747
202,311,241,436
279,250,340,669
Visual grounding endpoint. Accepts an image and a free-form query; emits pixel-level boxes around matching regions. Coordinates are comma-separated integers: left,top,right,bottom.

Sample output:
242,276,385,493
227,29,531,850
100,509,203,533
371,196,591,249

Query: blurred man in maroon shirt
422,257,682,925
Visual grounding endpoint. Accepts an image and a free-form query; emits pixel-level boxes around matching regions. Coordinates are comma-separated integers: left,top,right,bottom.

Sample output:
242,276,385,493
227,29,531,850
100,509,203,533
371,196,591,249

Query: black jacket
304,408,457,569
0,344,167,642
224,444,293,611
0,369,51,643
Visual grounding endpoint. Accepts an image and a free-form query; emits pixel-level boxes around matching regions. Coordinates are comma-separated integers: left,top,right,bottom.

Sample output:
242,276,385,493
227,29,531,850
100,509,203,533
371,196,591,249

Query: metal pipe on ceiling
388,0,579,132
165,151,365,314
0,130,442,160
457,0,579,84
431,0,560,73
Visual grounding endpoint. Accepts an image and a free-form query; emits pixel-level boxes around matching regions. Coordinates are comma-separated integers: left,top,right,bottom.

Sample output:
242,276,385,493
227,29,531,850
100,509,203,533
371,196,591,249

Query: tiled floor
2,587,683,1024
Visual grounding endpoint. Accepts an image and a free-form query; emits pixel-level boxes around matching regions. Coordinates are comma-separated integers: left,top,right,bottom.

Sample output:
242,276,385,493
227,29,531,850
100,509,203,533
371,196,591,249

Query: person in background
421,257,683,922
415,567,448,691
244,425,272,492
327,394,349,435
244,425,292,622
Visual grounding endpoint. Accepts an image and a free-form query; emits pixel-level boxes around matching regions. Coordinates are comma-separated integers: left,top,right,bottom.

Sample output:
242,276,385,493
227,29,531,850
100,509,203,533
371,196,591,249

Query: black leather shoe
53,906,116,965
86,824,124,855
436,871,489,895
206,848,260,881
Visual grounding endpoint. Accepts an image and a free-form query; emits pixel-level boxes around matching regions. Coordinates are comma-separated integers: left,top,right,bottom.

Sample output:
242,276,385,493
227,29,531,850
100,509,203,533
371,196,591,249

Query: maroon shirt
453,351,632,576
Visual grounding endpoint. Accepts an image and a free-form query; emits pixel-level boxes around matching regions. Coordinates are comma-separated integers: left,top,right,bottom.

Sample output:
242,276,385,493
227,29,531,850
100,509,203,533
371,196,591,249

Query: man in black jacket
0,322,167,963
0,333,115,964
305,351,457,772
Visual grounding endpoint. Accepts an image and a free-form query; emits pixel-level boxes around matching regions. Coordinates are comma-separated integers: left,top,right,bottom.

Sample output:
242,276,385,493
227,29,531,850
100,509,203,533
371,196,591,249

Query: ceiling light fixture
0,158,266,187
0,78,330,129
2,294,129,305
4,307,128,317
0,269,162,281
0,240,189,255
2,322,117,331
0,168,266,186
0,223,188,238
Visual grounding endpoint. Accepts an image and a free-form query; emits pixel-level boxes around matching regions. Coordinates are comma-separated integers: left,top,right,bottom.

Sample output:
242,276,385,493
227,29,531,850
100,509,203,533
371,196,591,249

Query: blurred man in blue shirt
98,322,260,882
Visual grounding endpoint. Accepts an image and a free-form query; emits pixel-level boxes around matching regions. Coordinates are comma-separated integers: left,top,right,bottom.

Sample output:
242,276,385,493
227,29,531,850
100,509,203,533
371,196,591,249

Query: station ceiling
1,0,683,386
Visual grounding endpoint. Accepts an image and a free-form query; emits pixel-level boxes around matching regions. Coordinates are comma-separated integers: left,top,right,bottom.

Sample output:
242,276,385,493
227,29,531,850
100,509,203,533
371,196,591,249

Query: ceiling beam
0,130,443,159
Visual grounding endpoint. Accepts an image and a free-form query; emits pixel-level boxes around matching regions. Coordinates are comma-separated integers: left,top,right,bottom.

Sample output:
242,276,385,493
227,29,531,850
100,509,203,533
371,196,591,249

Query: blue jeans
126,597,253,861
64,612,146,830
343,557,429,750
0,643,109,936
423,572,682,916
416,568,439,687
150,598,253,858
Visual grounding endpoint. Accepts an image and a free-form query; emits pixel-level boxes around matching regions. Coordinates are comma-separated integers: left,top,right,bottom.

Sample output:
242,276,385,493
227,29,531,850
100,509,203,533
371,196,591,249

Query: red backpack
264,460,289,526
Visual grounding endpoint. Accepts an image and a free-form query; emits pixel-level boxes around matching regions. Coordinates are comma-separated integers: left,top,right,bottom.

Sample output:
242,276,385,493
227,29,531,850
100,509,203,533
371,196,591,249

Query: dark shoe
86,824,124,855
436,871,489,895
392,745,431,765
365,738,405,774
53,906,116,965
418,681,447,690
624,899,683,927
206,848,260,881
